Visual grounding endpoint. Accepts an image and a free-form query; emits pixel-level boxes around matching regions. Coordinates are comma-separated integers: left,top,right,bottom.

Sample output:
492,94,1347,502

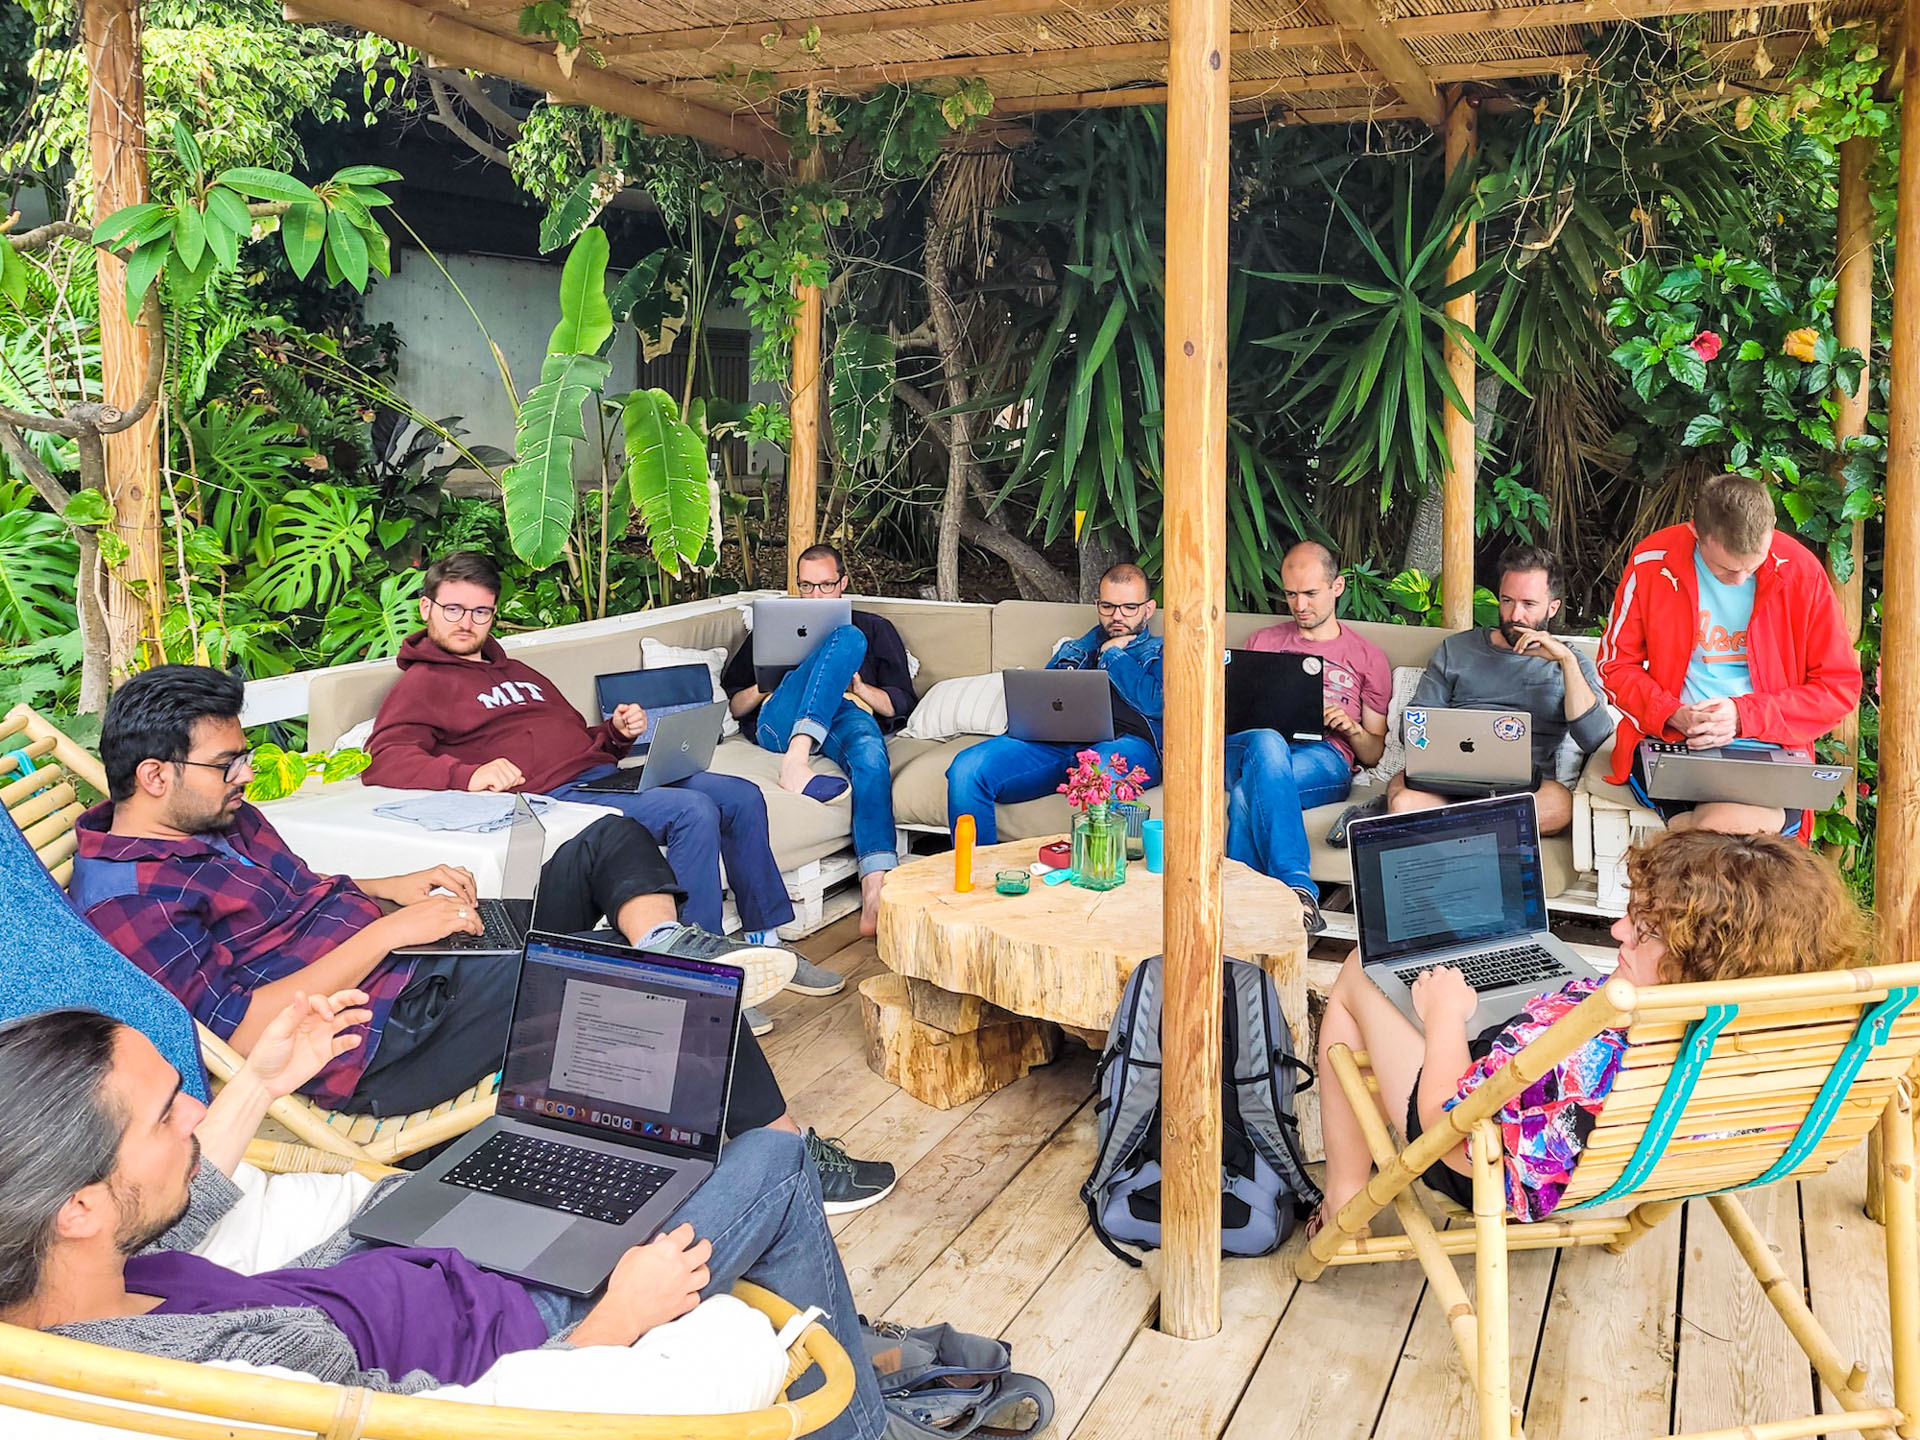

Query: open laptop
1224,649,1324,743
1403,707,1534,798
1347,793,1600,1034
390,794,542,958
1637,739,1852,813
571,701,727,796
1003,668,1116,745
750,596,853,690
595,662,719,736
349,930,744,1296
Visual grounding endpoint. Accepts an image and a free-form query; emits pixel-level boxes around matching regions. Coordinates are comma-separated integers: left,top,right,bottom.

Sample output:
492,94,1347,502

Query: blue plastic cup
1142,818,1165,874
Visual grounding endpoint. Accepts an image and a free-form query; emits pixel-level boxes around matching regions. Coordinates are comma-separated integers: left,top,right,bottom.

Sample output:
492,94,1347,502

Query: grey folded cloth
370,793,554,833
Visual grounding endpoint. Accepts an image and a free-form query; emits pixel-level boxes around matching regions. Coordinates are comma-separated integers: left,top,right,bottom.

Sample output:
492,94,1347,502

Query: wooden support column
1440,89,1478,632
786,148,825,594
1159,0,1230,1341
1833,135,1874,821
84,0,162,681
1877,0,1920,1007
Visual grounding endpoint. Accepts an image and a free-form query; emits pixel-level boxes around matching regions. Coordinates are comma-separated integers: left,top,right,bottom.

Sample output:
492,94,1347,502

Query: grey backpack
1081,955,1321,1263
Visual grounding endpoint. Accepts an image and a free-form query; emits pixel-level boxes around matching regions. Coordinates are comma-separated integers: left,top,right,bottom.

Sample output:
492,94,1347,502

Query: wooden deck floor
770,915,1907,1440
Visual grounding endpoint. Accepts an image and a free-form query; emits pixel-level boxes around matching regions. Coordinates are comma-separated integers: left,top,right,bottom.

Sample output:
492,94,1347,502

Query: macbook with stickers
1403,707,1534,798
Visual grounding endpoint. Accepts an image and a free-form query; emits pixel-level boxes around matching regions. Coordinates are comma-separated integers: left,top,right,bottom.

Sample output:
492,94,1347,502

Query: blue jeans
754,624,898,875
552,770,796,935
525,1129,885,1440
1224,730,1354,897
946,734,1161,845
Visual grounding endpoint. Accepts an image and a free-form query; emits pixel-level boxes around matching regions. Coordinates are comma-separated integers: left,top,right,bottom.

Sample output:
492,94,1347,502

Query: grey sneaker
787,955,846,997
639,922,798,1010
745,1006,774,1038
806,1130,897,1214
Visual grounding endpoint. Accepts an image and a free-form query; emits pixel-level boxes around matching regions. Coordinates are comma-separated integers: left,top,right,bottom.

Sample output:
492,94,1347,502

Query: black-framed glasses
175,751,255,783
1096,600,1148,617
429,601,496,625
795,580,843,596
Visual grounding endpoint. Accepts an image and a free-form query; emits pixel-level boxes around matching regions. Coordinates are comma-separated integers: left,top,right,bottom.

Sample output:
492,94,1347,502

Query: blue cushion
0,798,210,1100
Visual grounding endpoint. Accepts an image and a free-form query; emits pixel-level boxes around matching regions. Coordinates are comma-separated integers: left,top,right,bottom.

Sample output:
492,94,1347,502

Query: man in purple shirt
0,998,885,1437
1233,543,1390,934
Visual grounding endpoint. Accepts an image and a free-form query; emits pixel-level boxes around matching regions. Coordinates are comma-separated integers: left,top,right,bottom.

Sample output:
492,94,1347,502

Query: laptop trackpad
418,1198,571,1268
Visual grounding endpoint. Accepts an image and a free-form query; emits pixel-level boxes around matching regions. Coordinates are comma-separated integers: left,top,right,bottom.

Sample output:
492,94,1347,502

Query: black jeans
340,816,785,1130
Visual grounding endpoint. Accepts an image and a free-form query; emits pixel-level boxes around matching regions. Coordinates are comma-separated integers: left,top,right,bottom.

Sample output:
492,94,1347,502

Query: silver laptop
1403,707,1533,797
1637,739,1852,812
1348,793,1600,1034
390,794,542,958
349,931,744,1296
1223,649,1324,743
572,701,726,795
1003,668,1116,744
750,597,853,688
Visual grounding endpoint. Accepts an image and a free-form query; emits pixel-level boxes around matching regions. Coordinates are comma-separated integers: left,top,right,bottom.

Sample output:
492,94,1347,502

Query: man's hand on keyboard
381,894,485,949
1411,966,1477,1028
364,864,478,907
575,1223,713,1347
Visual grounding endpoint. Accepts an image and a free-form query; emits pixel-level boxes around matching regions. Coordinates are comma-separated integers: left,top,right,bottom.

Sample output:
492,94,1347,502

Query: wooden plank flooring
771,928,1915,1440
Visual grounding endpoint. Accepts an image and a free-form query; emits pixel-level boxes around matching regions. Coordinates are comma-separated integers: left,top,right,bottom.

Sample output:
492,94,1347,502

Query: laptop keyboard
1393,943,1570,994
436,899,521,951
445,1133,674,1226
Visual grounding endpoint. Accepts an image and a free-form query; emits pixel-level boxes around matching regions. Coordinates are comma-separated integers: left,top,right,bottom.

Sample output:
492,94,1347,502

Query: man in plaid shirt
70,665,687,1116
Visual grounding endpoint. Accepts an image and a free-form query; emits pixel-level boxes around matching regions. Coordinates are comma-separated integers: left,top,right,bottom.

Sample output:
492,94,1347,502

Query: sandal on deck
1304,1205,1372,1246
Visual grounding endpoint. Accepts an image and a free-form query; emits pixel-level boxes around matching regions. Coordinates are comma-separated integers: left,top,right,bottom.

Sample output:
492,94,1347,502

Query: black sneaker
1325,795,1387,847
1291,886,1328,937
806,1129,897,1215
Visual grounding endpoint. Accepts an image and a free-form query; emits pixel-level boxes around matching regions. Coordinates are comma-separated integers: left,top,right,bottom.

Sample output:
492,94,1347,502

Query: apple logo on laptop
797,624,809,638
1051,699,1064,711
1460,739,1476,754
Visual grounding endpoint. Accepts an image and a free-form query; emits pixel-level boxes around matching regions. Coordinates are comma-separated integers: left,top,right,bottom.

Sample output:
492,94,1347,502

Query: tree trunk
84,0,163,684
1079,530,1119,601
924,170,971,603
1403,372,1501,575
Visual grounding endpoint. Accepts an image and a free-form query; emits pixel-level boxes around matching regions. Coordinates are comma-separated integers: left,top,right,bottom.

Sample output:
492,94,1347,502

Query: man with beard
65,669,879,1212
0,999,886,1438
1386,546,1611,836
944,563,1163,843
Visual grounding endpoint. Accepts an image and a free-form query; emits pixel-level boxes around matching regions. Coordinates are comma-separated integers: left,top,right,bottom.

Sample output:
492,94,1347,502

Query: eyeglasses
175,751,255,783
1624,914,1663,947
429,601,496,625
795,580,843,596
1096,600,1148,618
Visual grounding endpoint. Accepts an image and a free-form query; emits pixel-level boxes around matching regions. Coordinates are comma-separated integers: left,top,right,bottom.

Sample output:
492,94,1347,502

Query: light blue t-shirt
1682,552,1757,705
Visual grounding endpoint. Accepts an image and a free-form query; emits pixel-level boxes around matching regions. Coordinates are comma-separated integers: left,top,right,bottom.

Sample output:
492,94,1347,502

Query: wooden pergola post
1877,0,1920,1027
84,0,163,680
1833,135,1874,821
786,149,825,594
1440,88,1478,630
1158,0,1230,1341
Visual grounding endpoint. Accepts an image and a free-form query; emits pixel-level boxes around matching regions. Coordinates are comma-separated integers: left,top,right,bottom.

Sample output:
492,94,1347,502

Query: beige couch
304,593,1593,899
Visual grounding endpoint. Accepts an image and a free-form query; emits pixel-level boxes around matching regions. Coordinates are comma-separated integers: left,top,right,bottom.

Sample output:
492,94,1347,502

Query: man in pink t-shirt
1230,543,1391,933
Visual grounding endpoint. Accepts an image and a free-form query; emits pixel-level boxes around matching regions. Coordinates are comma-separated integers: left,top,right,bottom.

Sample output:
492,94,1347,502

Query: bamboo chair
0,1145,857,1440
1,704,499,1166
1296,965,1920,1440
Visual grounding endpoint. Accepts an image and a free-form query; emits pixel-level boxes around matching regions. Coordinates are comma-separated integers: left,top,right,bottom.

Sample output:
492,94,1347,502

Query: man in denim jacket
945,564,1163,843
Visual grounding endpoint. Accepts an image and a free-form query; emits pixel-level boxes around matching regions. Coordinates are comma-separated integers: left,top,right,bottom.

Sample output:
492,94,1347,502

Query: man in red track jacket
1598,474,1860,838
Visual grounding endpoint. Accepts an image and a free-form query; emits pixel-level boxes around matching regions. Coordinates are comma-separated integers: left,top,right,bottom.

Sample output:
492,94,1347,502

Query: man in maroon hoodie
360,554,830,1027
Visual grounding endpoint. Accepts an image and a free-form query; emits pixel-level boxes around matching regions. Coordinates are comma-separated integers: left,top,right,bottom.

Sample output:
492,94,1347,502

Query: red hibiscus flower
1690,330,1723,362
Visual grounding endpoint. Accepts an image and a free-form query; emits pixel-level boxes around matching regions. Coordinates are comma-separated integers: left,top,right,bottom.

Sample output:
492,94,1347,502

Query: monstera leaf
0,487,78,644
829,323,896,466
622,388,710,576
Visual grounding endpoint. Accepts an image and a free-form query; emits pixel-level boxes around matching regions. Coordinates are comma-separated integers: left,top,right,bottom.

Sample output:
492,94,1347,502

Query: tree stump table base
867,838,1310,1112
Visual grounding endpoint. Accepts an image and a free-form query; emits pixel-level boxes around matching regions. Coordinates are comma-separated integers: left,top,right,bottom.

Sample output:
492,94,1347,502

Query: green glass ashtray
995,870,1031,896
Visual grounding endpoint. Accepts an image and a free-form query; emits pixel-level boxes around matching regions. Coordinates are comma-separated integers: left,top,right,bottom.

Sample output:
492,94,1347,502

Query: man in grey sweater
0,995,883,1437
1387,545,1612,835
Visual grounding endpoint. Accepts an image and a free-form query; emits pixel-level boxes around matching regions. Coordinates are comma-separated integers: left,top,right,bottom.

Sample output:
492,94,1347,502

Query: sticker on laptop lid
1812,768,1843,781
1493,714,1528,742
1302,655,1323,676
1410,733,1429,749
1405,708,1427,728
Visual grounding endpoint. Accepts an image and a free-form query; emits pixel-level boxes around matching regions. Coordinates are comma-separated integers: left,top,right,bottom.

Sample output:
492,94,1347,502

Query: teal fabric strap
1564,1004,1737,1212
1735,986,1918,1193
3,747,35,778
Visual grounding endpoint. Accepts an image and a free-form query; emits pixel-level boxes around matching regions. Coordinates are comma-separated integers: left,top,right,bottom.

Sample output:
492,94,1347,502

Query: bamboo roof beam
1297,0,1442,124
598,0,1827,65
282,0,786,163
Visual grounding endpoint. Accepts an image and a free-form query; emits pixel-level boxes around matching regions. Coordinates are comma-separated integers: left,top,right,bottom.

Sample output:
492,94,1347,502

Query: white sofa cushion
900,673,1008,741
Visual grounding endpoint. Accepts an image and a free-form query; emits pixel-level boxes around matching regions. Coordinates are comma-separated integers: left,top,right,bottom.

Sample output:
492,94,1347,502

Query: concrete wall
364,250,786,484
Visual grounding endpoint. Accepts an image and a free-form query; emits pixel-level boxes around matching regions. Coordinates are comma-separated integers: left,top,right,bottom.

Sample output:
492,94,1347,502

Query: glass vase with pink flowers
1058,749,1152,891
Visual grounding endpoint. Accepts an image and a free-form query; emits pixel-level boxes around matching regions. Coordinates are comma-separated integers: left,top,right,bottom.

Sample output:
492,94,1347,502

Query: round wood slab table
863,837,1309,1108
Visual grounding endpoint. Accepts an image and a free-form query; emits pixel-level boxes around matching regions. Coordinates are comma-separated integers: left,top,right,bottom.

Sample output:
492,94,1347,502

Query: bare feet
778,750,817,795
859,871,885,937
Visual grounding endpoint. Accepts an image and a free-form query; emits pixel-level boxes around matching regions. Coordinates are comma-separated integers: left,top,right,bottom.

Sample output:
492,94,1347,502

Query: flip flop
803,775,850,804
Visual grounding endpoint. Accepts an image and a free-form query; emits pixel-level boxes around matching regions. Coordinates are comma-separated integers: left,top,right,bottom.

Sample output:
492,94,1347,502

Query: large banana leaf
549,227,613,357
622,387,710,576
829,323,895,466
504,351,611,568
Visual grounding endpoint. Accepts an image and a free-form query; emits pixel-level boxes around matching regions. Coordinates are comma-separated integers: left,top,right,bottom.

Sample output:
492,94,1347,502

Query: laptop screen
1349,795,1548,966
497,937,742,1162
